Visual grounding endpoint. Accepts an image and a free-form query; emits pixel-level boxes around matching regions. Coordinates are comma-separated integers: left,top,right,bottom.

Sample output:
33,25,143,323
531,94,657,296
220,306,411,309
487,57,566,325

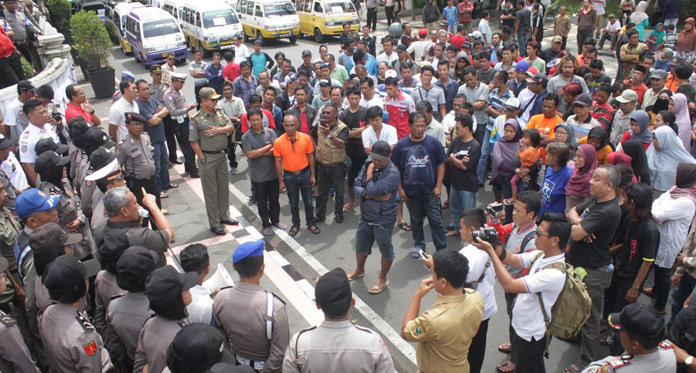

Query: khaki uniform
108,292,152,360
402,289,484,373
149,82,170,104
133,316,183,373
39,181,93,260
93,270,123,360
213,283,289,373
189,108,231,228
283,320,394,373
40,303,112,373
581,341,677,372
0,168,18,214
0,207,21,286
0,310,40,372
117,133,160,216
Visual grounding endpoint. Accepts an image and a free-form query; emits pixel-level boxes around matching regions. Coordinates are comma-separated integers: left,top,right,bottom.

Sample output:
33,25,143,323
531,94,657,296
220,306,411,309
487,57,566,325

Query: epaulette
0,311,16,326
110,293,124,301
608,354,633,370
354,324,376,334
219,285,234,291
659,340,674,349
48,187,60,196
296,325,317,337
76,310,95,331
271,292,286,305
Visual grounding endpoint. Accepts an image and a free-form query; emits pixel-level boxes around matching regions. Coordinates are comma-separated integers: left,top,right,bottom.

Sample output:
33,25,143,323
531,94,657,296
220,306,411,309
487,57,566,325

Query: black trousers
0,51,24,89
127,175,161,228
385,6,394,25
14,40,32,65
366,7,377,31
227,141,238,169
468,318,489,373
164,115,179,163
316,164,345,220
174,117,198,175
512,329,546,373
253,179,280,228
194,84,207,109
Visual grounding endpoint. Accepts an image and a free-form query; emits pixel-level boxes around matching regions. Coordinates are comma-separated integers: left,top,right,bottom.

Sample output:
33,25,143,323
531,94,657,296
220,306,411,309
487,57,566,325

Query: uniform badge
4,228,12,239
83,341,97,356
10,163,15,172
414,326,423,335
189,123,194,132
20,144,26,153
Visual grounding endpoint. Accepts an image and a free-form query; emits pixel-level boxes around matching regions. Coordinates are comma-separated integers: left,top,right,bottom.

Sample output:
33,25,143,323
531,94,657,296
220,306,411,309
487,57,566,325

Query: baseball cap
166,324,236,372
515,59,530,73
125,112,147,124
418,28,427,37
668,57,682,66
35,138,69,156
33,151,70,175
503,97,521,110
552,35,563,44
149,64,163,74
116,246,160,289
288,73,299,83
384,69,397,79
70,119,91,147
0,134,11,150
525,66,540,77
315,268,352,317
199,87,221,100
85,147,123,182
233,240,264,264
370,141,392,162
15,188,61,220
615,89,639,103
650,69,669,79
302,49,312,57
42,254,101,292
573,93,593,107
461,41,472,50
17,80,35,92
145,266,198,305
84,127,116,149
319,79,331,86
526,72,547,85
29,223,82,255
608,302,664,339
396,44,408,52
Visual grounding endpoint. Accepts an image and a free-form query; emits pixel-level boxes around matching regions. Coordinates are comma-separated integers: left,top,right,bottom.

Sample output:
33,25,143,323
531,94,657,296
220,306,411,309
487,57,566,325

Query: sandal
643,287,657,299
399,222,412,231
343,202,354,212
347,271,365,281
308,225,321,234
262,227,274,236
446,230,460,237
274,222,287,230
288,226,300,237
496,361,515,373
368,280,390,294
498,343,511,353
564,363,584,373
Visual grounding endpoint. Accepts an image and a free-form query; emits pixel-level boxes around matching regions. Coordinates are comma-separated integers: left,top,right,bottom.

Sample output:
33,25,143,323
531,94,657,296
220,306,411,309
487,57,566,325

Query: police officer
40,254,112,373
0,256,39,372
0,134,19,213
582,303,677,372
283,268,395,372
0,177,21,302
85,147,126,239
67,118,90,190
33,151,93,260
79,128,116,219
165,323,240,372
189,87,238,235
162,72,199,177
213,240,289,372
116,112,161,220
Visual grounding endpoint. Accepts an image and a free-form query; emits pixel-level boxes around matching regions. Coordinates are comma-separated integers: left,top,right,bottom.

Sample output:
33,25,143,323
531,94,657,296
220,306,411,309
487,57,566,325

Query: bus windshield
143,19,180,38
203,9,239,28
263,2,296,17
324,1,354,14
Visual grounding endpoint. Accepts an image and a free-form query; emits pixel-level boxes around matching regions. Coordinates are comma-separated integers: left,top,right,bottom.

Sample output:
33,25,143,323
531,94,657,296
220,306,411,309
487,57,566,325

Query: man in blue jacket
347,141,400,294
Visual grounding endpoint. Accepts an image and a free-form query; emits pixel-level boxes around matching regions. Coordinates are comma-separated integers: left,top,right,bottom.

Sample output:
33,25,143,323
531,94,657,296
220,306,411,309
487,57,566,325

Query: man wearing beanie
283,268,395,372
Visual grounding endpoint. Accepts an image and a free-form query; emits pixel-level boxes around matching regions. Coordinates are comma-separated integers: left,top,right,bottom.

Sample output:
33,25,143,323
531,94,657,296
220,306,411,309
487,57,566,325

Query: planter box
86,67,114,98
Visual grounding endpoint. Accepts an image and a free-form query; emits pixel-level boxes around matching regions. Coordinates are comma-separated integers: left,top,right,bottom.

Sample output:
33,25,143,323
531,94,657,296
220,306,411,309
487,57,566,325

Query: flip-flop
399,222,412,231
343,203,354,212
496,361,515,373
309,225,321,234
643,287,657,299
498,343,511,353
410,248,422,259
347,272,365,281
262,227,274,236
368,280,389,294
274,222,287,230
564,364,584,373
288,226,300,237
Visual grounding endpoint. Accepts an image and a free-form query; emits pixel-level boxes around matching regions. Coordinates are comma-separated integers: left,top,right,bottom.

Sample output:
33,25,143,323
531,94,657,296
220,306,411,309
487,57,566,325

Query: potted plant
47,0,72,36
70,10,114,98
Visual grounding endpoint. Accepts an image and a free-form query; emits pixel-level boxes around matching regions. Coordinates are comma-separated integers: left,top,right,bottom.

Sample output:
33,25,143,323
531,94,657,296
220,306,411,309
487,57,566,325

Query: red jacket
0,27,16,59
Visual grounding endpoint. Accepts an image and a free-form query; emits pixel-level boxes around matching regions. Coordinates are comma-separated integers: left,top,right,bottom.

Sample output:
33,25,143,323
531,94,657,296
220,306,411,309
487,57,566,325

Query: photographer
487,191,540,373
472,212,570,373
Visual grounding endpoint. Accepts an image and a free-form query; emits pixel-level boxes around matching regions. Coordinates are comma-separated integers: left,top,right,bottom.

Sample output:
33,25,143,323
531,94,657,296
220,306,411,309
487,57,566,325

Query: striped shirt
487,88,514,131
591,101,615,131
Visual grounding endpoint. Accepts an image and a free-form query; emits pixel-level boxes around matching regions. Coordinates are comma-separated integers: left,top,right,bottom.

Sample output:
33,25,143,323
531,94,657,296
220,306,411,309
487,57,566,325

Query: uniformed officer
189,87,239,235
40,254,112,373
116,112,161,221
283,268,395,372
213,240,290,373
582,303,677,372
0,256,40,372
0,178,22,302
162,72,199,177
0,134,20,214
85,147,126,241
94,230,130,349
165,323,238,372
67,117,90,190
33,151,93,260
80,128,117,219
149,65,169,103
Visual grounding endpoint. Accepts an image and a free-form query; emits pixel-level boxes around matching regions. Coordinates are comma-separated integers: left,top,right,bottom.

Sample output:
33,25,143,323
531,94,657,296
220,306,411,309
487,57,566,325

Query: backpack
532,252,592,358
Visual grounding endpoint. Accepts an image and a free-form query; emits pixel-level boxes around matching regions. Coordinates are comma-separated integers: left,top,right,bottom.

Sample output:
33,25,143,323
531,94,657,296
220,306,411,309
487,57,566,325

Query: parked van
125,7,188,68
228,0,299,45
296,0,358,43
105,1,145,54
180,1,243,56
161,0,185,20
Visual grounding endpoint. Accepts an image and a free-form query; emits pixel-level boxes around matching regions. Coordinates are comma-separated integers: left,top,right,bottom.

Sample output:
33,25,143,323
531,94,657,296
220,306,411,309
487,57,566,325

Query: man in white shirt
598,14,621,51
474,211,570,373
5,80,36,141
180,244,215,325
377,37,398,65
109,81,140,142
362,106,397,155
359,77,384,109
18,99,60,186
407,28,433,62
232,35,250,64
478,10,492,45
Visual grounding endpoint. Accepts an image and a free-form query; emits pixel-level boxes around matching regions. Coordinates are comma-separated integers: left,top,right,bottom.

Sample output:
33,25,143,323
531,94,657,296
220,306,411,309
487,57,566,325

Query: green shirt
189,109,231,152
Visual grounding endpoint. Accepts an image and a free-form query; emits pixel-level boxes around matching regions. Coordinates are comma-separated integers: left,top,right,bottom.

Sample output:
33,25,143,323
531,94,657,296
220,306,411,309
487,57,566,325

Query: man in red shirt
624,65,649,105
0,26,23,89
384,77,416,139
222,50,241,83
450,25,467,51
65,84,102,126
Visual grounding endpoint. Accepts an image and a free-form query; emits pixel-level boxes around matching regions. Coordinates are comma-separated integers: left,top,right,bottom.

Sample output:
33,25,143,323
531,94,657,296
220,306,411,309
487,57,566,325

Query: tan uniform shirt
189,108,231,152
0,310,40,372
108,292,152,360
40,303,112,373
0,207,20,283
39,180,92,259
133,316,183,373
94,271,123,346
117,133,156,180
403,290,484,373
283,320,395,373
213,282,290,373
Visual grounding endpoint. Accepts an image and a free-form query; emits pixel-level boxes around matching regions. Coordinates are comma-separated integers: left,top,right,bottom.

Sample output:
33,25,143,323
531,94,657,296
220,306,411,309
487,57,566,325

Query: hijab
628,110,652,145
673,93,692,152
491,119,523,182
650,90,672,115
608,152,633,167
677,18,696,52
554,122,577,148
670,163,696,210
566,144,598,197
649,23,666,45
630,1,649,24
588,126,612,150
620,139,651,185
647,126,696,191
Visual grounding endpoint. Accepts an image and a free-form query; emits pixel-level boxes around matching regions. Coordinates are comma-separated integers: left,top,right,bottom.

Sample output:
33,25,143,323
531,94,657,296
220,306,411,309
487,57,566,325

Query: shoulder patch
0,311,16,326
609,359,631,369
83,340,98,356
659,340,674,349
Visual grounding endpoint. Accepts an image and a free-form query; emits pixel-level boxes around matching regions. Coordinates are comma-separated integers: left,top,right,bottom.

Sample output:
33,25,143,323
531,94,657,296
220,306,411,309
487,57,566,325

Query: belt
235,353,265,371
201,149,226,154
283,167,309,176
126,175,153,182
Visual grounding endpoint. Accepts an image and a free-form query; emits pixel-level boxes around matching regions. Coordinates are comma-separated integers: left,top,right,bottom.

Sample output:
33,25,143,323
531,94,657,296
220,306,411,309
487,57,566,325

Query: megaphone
203,263,235,293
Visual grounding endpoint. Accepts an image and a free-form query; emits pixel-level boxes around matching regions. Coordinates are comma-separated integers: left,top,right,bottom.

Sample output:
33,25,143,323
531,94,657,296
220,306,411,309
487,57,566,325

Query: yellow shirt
403,290,484,373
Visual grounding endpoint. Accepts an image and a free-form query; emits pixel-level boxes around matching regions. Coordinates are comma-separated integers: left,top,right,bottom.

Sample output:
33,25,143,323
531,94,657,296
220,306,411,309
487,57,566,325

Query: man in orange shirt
525,93,563,163
273,114,320,237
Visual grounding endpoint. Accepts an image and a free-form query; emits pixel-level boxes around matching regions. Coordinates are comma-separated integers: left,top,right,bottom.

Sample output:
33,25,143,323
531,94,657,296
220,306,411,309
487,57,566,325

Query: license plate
162,52,172,58
221,45,234,49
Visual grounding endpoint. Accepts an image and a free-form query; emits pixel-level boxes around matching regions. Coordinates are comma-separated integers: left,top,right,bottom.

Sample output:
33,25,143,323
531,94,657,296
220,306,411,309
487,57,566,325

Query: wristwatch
201,158,207,164
686,356,694,367
327,134,335,139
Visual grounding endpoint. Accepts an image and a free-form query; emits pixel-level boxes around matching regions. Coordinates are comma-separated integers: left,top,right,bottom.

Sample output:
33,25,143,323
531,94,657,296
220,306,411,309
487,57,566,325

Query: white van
125,6,188,68
161,0,186,20
105,1,145,54
228,0,300,45
180,0,243,56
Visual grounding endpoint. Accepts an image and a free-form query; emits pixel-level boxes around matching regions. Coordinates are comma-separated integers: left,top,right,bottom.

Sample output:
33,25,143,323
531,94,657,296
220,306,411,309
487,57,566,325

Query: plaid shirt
591,101,615,131
676,221,696,278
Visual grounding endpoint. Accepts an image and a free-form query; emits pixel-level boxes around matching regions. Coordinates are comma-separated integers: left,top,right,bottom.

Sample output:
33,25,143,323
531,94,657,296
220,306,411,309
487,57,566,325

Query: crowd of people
3,0,696,372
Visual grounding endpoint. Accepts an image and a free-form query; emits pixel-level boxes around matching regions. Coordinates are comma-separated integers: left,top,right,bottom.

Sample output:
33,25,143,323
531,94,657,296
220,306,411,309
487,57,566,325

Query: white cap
385,69,398,79
85,158,121,182
170,72,187,81
503,97,521,109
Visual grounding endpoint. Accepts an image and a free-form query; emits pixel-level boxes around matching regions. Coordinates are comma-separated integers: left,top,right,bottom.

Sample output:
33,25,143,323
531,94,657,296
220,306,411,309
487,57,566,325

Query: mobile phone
418,249,428,259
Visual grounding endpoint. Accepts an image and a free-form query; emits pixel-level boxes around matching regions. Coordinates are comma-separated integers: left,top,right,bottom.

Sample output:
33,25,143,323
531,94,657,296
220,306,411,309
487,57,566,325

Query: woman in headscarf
676,18,696,62
646,23,666,51
553,122,577,149
671,93,692,152
618,139,651,185
579,126,614,165
647,126,696,192
491,119,528,222
539,142,573,216
644,163,696,313
629,1,650,41
565,144,598,213
648,89,672,128
619,110,652,150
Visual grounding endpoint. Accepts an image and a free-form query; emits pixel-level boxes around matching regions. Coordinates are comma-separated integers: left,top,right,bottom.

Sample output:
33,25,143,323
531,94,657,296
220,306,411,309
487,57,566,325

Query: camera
52,112,62,122
455,150,469,160
472,227,499,245
486,202,503,217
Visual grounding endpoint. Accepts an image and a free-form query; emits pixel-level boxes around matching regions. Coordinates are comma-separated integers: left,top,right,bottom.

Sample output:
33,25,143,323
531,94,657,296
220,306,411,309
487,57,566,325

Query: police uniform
189,87,236,233
162,72,198,176
84,147,124,241
212,240,289,372
149,64,169,104
0,134,18,213
0,207,21,287
78,128,115,219
18,123,60,165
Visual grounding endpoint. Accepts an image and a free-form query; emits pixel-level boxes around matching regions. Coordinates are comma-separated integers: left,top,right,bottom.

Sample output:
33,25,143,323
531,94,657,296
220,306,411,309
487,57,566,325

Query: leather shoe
209,226,226,235
221,218,239,225
171,158,184,164
335,214,344,224
189,173,200,178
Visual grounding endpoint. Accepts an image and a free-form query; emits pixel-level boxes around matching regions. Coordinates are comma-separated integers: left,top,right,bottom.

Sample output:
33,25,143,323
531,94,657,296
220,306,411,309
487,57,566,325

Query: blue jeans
284,169,315,227
152,141,171,189
477,128,492,186
449,188,477,231
355,217,396,260
669,273,696,328
405,193,447,251
517,31,529,57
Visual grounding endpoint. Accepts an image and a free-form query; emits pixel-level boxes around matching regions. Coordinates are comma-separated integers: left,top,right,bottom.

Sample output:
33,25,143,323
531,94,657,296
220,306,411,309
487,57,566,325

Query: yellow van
296,0,358,43
227,0,300,45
